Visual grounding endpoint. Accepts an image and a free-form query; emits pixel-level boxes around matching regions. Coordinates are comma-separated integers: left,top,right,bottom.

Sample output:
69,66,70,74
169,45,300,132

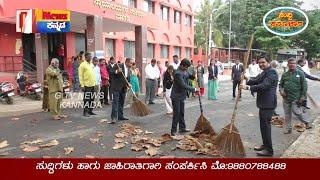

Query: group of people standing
241,56,319,156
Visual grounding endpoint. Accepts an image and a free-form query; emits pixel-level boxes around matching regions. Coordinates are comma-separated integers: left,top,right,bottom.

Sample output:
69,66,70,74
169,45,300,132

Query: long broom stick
215,34,254,156
116,63,151,116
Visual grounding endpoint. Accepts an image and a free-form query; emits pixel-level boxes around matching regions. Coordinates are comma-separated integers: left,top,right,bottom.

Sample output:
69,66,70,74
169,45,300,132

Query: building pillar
181,46,186,59
86,16,104,58
115,39,124,61
169,45,174,63
154,43,161,60
33,33,49,83
135,26,147,93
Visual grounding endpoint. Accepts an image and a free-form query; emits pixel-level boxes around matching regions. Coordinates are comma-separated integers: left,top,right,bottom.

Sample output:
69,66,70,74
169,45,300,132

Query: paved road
0,72,319,158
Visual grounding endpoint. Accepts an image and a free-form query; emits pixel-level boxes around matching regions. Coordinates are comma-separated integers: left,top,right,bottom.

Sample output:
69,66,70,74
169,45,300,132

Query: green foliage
195,0,320,59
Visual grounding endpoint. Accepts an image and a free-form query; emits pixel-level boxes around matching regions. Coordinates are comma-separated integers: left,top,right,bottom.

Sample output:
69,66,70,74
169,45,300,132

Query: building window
185,14,192,26
161,6,169,21
185,47,191,59
105,39,115,57
160,45,169,59
124,41,135,58
174,10,181,24
147,43,154,58
174,46,181,57
123,0,136,8
143,0,154,13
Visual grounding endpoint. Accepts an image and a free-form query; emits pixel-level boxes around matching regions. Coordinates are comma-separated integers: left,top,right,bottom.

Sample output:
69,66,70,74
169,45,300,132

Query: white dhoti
164,88,173,113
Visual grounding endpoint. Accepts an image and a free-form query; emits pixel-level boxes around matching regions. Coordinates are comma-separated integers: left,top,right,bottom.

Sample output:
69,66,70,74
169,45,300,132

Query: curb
282,116,320,158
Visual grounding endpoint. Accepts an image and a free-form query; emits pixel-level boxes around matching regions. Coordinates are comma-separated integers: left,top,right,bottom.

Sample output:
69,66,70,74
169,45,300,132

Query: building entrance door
22,33,36,71
47,33,66,70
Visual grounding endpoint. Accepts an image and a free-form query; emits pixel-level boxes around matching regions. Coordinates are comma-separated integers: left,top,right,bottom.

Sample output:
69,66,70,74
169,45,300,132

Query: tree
194,0,223,54
289,9,320,59
213,0,302,48
254,26,290,60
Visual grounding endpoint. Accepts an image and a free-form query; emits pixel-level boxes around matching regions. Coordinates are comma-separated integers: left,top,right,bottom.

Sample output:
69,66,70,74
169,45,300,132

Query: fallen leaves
114,138,124,143
30,118,39,124
113,143,126,150
131,144,144,152
40,140,59,148
22,145,40,152
294,123,306,132
89,138,99,144
115,132,126,138
98,119,108,124
271,116,284,128
20,139,43,145
145,147,159,156
85,155,95,158
63,121,72,124
64,147,74,155
159,134,173,143
0,140,9,149
247,113,255,117
110,123,221,157
0,152,9,156
11,117,20,121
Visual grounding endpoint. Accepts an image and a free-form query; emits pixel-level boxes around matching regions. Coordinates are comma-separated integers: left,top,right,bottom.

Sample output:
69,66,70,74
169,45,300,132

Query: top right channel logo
263,7,309,36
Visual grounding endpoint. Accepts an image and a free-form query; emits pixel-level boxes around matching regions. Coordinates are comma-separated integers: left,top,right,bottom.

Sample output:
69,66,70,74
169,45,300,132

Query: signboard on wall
35,10,71,33
16,9,33,33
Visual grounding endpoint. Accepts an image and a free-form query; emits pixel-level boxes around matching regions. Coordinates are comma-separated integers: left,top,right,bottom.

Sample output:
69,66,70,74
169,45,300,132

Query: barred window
124,41,135,58
147,43,154,58
161,45,169,59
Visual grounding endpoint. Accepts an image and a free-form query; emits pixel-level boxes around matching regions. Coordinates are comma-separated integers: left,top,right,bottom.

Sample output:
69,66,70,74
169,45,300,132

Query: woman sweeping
163,65,174,115
208,59,219,100
130,62,140,97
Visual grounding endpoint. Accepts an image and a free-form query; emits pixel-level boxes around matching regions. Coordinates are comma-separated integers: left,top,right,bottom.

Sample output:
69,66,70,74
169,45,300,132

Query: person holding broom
241,56,278,157
109,58,132,124
170,59,199,136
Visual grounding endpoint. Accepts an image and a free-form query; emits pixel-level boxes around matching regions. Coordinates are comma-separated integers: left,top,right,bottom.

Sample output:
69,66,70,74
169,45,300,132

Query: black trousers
83,86,95,114
111,90,126,121
171,98,186,133
100,85,109,104
232,80,242,98
259,109,274,153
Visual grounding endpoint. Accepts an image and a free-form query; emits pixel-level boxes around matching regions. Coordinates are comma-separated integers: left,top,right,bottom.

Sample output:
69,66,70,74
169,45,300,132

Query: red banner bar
1,158,318,179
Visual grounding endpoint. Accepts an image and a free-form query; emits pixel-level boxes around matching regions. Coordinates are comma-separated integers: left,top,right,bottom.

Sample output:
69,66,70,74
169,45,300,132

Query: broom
194,90,215,135
215,34,254,157
116,63,151,117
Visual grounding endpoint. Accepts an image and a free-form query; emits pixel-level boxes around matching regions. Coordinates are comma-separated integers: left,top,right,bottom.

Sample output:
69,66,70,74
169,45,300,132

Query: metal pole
228,0,232,68
208,13,213,61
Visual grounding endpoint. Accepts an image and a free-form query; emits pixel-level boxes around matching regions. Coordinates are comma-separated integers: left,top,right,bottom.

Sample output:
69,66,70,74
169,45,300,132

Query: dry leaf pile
294,123,306,132
19,139,60,153
175,132,220,156
271,116,284,128
112,123,174,156
0,140,9,149
112,123,221,157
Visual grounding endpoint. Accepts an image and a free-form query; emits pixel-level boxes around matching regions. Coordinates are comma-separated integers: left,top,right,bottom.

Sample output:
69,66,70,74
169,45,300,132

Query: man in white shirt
92,57,101,102
145,58,160,104
248,59,260,78
171,55,180,70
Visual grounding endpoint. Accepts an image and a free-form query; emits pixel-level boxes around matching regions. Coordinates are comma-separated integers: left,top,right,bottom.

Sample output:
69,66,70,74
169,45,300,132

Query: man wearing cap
170,58,199,136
